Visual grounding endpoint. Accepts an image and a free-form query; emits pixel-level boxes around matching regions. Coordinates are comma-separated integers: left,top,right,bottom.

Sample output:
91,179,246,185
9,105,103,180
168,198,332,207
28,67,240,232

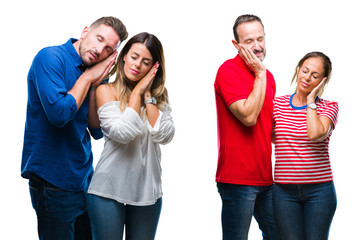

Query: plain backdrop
1,0,356,239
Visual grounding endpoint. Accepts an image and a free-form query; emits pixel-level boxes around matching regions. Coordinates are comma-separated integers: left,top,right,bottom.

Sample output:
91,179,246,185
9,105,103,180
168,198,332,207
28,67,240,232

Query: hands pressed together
133,62,159,97
84,51,119,87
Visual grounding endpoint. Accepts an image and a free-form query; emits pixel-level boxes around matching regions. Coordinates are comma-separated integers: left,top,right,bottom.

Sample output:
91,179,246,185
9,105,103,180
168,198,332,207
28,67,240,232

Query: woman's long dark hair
110,32,167,111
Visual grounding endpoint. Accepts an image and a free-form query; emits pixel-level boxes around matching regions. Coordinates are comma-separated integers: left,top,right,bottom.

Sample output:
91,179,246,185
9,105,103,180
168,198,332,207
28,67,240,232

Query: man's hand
68,51,118,109
238,44,265,77
83,51,118,87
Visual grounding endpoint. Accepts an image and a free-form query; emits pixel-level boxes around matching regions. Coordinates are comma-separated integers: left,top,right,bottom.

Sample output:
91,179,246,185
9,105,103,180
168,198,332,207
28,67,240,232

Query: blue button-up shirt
21,38,102,191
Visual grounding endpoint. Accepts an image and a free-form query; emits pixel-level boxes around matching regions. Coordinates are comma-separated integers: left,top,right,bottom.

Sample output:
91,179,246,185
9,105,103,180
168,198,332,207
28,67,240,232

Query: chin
82,58,95,67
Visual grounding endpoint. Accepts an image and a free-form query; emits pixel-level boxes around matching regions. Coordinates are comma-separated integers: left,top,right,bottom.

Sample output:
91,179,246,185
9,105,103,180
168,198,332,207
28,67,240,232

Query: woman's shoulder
317,98,339,108
274,94,291,103
96,83,118,109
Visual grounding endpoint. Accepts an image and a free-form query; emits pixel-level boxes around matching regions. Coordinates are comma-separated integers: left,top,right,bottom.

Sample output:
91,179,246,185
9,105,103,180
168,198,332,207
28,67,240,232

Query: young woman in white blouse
87,32,175,240
272,52,339,240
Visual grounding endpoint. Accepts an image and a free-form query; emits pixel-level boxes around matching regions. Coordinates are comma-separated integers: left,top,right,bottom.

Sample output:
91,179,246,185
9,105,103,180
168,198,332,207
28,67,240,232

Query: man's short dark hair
91,16,128,42
233,14,264,43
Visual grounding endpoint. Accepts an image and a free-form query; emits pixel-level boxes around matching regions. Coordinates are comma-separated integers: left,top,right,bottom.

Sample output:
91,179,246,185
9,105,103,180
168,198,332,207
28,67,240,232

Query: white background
1,0,356,239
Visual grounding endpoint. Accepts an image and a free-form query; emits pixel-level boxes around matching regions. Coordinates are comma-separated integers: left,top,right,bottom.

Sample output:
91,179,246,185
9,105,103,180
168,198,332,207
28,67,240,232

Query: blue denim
217,183,281,240
29,174,91,240
87,194,162,240
273,182,337,240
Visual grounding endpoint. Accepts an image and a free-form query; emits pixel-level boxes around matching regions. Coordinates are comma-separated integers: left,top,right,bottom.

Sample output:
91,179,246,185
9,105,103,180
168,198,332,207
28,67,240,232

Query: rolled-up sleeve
147,104,175,145
32,48,78,128
99,102,146,144
88,127,103,140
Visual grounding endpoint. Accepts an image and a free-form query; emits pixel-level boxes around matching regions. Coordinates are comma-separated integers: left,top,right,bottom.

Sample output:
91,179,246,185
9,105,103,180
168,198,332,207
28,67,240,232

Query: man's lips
88,51,98,61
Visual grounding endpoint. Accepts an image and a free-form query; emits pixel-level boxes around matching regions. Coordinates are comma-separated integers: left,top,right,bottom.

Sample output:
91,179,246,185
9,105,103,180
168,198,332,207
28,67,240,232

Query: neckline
289,93,319,110
289,93,306,110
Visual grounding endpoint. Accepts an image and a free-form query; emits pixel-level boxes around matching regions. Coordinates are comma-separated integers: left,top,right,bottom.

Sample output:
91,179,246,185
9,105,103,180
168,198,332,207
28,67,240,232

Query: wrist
144,96,157,105
132,88,143,97
307,102,317,110
307,98,315,105
144,91,152,100
255,71,266,80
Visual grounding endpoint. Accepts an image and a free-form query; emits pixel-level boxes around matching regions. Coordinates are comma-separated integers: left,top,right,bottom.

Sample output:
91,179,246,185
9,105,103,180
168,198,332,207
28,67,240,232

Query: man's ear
232,39,239,51
80,26,90,40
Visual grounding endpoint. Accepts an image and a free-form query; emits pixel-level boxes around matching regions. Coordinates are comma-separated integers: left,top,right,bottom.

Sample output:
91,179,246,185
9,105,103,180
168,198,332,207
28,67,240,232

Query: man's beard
79,43,98,67
254,49,266,62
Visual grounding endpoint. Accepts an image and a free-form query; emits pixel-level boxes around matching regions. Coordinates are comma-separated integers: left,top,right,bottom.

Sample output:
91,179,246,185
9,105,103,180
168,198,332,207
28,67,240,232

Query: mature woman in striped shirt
272,52,339,240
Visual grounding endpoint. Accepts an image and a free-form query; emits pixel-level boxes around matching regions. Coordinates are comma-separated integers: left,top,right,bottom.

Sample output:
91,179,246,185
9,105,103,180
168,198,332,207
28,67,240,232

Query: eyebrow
132,51,153,62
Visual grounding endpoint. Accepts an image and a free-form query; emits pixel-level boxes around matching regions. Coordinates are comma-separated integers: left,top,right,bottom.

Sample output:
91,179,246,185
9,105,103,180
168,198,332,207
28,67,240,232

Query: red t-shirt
214,54,276,186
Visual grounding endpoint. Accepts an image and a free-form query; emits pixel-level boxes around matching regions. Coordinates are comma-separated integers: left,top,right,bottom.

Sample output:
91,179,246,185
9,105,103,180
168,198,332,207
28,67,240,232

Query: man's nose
252,40,260,50
96,43,106,56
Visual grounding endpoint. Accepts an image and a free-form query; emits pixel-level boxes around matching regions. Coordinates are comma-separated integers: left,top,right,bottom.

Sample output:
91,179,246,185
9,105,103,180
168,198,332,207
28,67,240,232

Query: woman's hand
129,62,159,115
307,77,326,104
133,62,159,96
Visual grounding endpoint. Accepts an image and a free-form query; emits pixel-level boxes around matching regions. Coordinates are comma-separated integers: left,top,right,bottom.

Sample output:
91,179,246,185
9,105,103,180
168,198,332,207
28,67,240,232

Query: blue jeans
217,183,281,240
28,174,91,240
273,182,337,240
87,194,162,240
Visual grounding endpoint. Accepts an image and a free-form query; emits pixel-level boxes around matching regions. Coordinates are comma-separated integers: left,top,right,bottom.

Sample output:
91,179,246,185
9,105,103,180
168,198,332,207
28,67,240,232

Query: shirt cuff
147,110,163,133
88,127,103,140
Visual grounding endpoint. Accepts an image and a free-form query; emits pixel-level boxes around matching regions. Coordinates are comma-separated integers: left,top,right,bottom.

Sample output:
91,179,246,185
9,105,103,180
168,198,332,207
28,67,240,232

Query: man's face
236,21,266,61
79,24,120,66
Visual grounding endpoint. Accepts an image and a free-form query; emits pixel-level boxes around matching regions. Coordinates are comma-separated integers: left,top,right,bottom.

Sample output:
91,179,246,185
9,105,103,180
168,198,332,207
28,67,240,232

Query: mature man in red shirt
214,14,281,240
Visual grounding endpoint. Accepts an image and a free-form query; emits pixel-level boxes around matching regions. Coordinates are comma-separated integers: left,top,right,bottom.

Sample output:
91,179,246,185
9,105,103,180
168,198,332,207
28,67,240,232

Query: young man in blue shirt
21,16,128,239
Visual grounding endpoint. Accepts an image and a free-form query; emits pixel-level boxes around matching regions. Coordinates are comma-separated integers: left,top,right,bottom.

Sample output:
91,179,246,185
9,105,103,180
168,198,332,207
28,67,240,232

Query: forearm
306,109,330,141
67,74,91,109
88,88,101,128
128,89,142,115
150,105,175,144
229,72,267,126
144,91,159,127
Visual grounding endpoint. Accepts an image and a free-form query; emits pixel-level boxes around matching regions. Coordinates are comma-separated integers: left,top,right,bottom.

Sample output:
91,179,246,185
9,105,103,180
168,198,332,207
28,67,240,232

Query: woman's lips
301,81,309,88
130,69,139,74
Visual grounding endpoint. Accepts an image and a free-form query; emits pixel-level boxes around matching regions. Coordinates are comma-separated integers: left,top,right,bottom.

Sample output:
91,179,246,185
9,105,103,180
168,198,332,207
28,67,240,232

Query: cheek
312,78,323,87
98,53,110,62
141,66,151,76
123,62,130,76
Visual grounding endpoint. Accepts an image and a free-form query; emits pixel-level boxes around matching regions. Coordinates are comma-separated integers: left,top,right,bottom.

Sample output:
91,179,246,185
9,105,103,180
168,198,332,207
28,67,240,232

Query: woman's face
297,57,325,95
123,43,154,82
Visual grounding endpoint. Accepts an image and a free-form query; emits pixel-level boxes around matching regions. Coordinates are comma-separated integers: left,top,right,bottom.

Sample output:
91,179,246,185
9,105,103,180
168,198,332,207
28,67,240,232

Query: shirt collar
234,54,252,73
64,38,86,71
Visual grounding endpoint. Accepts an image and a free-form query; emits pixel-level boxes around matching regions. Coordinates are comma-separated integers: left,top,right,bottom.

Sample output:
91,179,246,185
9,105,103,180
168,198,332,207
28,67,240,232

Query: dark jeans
87,194,162,240
29,174,92,240
217,183,281,240
273,182,337,240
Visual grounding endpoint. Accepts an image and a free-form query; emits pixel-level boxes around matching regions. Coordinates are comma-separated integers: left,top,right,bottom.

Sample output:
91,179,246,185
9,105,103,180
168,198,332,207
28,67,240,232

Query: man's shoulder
217,56,245,79
219,55,241,70
37,42,67,58
266,68,274,78
33,41,71,68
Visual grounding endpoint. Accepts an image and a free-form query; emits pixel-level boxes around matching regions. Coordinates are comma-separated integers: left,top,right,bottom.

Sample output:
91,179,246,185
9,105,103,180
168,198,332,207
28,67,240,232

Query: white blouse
88,101,175,206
